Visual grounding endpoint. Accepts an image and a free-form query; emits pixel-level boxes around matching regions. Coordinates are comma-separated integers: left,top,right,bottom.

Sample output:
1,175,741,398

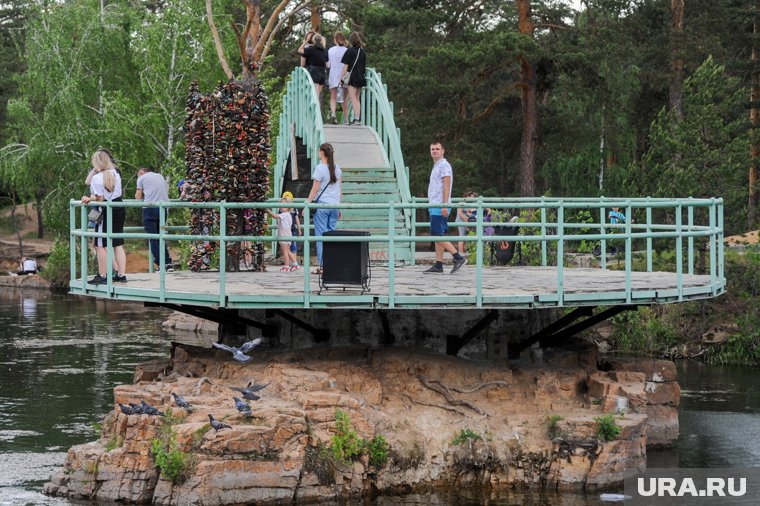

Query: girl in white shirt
81,150,127,284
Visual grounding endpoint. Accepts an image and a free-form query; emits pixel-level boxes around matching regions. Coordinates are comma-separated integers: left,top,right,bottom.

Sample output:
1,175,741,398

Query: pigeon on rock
118,403,133,415
129,402,144,415
141,400,164,417
212,338,262,363
208,414,231,431
172,393,193,413
233,397,252,416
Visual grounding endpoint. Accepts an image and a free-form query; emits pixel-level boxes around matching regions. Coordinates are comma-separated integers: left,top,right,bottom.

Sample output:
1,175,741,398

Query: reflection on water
2,288,760,505
0,288,170,504
648,361,760,468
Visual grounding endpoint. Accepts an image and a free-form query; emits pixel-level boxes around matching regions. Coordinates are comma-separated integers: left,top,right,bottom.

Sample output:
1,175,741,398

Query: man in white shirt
424,141,467,274
136,166,174,271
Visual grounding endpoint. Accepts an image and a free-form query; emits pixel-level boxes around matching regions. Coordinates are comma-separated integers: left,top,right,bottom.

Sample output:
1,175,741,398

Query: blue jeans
314,208,339,266
143,208,172,267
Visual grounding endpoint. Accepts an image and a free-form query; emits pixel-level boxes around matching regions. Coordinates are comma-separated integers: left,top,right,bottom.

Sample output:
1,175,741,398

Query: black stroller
489,216,520,265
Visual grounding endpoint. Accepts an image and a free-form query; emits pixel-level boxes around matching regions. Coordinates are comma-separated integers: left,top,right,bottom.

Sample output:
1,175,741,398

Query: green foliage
40,238,74,290
546,415,563,439
330,409,363,464
366,435,389,468
451,429,482,446
150,431,193,484
594,414,622,442
609,307,679,355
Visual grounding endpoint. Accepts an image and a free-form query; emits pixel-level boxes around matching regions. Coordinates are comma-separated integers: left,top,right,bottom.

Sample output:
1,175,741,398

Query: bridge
67,67,726,353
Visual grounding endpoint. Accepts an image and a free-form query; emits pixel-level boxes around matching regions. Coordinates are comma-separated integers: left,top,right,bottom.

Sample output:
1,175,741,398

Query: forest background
0,0,759,363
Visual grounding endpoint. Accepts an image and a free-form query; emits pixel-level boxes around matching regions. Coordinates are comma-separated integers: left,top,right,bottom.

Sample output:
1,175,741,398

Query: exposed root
416,375,485,416
402,394,466,419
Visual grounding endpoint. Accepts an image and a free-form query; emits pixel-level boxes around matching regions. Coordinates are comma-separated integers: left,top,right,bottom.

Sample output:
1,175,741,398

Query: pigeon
208,414,231,431
172,393,193,413
141,400,164,417
212,338,262,363
230,380,268,400
233,397,252,416
129,402,144,415
118,403,133,415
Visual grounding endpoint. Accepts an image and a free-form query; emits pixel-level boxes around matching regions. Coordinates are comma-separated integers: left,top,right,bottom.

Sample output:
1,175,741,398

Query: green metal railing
69,197,725,309
273,67,412,228
274,67,325,198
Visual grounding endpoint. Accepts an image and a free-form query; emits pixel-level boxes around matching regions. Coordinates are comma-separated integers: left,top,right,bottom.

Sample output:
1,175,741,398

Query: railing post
69,203,76,290
676,202,683,301
219,204,227,307
80,206,88,293
303,205,311,308
540,198,547,266
388,204,396,308
105,202,113,294
475,201,483,308
687,201,694,275
159,203,166,301
717,200,724,292
646,199,652,272
709,200,717,295
625,202,632,303
599,203,607,270
411,201,417,265
556,203,564,306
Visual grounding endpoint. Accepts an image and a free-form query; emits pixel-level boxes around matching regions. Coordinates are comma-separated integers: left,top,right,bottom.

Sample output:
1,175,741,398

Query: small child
268,199,299,272
608,207,626,224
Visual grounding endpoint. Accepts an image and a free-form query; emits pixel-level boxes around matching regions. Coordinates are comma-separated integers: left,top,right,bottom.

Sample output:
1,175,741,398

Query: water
0,288,170,505
1,288,759,505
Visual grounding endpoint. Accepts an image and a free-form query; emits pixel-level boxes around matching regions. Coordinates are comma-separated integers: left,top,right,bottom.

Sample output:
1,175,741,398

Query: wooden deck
70,265,720,309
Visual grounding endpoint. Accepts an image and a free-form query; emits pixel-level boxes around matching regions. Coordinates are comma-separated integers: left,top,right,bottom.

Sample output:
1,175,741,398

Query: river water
1,288,759,505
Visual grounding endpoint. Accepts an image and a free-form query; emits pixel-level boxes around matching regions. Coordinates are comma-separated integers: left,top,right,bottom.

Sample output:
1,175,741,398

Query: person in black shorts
299,32,328,99
340,32,367,125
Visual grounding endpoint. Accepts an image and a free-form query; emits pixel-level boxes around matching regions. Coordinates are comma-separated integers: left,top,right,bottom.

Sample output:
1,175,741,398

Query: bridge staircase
275,68,413,264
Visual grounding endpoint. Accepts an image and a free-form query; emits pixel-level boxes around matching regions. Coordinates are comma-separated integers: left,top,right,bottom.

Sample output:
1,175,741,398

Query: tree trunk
310,3,320,32
750,7,760,228
35,193,44,239
516,0,537,197
9,197,23,259
669,0,685,120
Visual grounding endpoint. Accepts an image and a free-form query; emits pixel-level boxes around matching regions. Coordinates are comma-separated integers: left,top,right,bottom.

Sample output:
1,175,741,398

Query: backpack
491,223,519,265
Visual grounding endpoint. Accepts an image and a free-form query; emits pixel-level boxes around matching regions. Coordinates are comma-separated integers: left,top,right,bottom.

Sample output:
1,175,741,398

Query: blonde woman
299,32,328,98
81,150,127,284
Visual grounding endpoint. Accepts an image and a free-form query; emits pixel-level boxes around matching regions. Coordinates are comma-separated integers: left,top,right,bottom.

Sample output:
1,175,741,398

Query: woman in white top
307,143,342,273
326,32,349,125
81,150,127,285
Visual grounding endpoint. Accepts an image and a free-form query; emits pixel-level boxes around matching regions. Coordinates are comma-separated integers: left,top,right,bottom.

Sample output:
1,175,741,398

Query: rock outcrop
45,346,677,504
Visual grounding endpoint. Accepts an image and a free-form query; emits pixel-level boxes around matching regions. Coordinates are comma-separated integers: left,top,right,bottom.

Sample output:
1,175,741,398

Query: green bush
450,429,482,446
41,238,76,290
594,414,622,442
150,431,194,483
330,409,363,464
366,435,389,468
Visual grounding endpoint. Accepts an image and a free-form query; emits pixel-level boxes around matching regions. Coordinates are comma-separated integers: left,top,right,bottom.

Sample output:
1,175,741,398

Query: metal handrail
69,197,725,308
274,67,325,199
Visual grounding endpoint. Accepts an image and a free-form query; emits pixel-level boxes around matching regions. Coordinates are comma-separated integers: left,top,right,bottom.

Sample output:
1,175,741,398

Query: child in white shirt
268,199,299,272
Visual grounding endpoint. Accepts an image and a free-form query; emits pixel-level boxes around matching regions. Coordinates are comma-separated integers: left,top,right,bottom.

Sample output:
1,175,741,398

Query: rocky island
45,342,679,504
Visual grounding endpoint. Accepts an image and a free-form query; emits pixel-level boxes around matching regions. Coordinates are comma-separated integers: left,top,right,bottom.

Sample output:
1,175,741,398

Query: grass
594,414,622,442
150,431,194,484
546,415,563,439
450,429,482,446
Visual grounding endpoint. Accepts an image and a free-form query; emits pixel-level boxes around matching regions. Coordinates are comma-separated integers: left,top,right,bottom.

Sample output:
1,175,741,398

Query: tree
642,56,748,233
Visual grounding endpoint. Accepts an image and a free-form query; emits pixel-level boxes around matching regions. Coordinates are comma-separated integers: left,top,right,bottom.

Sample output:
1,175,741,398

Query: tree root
402,394,466,418
416,375,486,415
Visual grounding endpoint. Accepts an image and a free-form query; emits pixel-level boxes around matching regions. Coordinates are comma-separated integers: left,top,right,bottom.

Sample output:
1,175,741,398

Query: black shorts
308,66,327,85
94,202,125,248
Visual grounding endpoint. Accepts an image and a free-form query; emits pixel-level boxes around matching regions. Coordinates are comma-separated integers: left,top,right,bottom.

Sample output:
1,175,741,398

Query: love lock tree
185,1,313,271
